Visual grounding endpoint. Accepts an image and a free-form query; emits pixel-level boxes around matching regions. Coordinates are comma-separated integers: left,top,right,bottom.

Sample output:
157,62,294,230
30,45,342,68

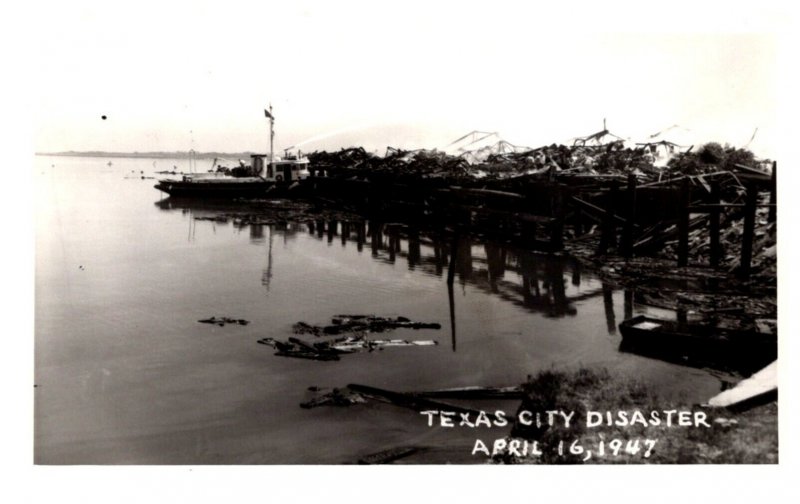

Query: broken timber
708,360,777,410
347,384,504,422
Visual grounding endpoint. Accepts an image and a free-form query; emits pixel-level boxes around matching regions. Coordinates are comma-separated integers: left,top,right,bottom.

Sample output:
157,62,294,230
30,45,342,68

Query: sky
32,1,790,158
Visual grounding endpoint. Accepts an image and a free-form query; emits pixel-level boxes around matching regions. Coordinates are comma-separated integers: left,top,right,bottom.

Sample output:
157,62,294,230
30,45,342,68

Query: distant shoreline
35,151,257,160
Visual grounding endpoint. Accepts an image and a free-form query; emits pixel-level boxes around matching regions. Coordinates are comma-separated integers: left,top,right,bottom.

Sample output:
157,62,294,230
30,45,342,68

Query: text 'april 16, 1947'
419,409,711,460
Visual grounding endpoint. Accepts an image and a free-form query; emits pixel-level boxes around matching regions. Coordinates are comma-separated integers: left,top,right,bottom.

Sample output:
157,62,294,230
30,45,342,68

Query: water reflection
155,198,641,346
151,196,741,382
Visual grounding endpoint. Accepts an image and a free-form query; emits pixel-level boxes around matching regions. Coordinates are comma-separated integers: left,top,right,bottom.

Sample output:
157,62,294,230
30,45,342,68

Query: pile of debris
655,189,776,278
307,136,771,190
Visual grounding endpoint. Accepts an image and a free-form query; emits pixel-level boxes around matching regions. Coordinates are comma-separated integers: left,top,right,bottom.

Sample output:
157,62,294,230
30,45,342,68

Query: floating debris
258,334,437,360
257,337,342,361
329,336,437,353
345,384,505,422
300,388,367,409
198,316,250,327
293,315,441,336
358,446,424,465
415,385,524,400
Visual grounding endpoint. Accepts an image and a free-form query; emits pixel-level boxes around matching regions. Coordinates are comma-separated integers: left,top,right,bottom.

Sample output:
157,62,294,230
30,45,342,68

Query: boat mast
267,104,274,175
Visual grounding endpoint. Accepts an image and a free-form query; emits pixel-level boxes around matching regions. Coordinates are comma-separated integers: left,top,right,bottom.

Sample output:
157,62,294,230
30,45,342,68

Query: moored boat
618,314,776,373
154,106,311,198
154,155,310,197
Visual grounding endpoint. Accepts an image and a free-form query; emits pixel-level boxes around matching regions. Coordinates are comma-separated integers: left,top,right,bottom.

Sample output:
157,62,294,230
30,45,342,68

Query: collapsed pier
298,139,775,282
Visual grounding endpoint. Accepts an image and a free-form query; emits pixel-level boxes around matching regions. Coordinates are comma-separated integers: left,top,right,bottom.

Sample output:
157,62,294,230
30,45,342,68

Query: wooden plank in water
347,384,502,421
416,386,524,400
357,446,424,465
708,360,777,408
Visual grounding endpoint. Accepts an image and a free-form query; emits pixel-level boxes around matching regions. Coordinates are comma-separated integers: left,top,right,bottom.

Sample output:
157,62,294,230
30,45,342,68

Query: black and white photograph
10,0,800,500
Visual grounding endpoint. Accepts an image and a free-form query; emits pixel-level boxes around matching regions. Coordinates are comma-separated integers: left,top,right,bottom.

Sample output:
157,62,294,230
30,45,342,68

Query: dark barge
618,315,776,373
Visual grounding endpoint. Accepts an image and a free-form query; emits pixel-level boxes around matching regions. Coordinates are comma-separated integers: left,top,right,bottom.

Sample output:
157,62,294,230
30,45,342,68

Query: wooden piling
709,183,721,268
677,178,690,267
550,185,564,250
447,233,459,352
768,161,776,223
571,260,581,287
624,289,633,320
739,183,758,279
598,185,618,254
676,307,687,326
622,173,637,258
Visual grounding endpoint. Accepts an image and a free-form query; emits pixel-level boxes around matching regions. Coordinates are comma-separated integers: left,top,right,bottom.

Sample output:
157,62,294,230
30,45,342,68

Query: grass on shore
498,368,777,464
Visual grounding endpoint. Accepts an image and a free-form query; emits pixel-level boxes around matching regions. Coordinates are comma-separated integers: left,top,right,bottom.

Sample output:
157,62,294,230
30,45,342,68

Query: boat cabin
251,154,310,182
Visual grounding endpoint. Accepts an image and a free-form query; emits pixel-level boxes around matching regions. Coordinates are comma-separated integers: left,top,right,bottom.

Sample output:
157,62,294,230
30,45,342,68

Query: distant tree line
37,151,258,159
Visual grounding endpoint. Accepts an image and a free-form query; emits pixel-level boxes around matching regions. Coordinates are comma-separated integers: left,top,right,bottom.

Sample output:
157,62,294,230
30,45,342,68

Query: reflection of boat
618,315,776,373
154,195,262,212
154,107,310,197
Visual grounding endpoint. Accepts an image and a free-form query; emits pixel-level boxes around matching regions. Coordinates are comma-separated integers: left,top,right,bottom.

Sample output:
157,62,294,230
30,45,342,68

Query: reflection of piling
408,228,421,270
316,219,325,239
249,224,264,242
356,222,366,252
393,231,401,253
447,233,459,352
369,221,383,257
433,239,444,276
327,219,337,244
387,227,397,263
546,259,567,316
341,221,350,247
520,252,538,302
485,243,506,292
602,284,615,334
456,236,473,282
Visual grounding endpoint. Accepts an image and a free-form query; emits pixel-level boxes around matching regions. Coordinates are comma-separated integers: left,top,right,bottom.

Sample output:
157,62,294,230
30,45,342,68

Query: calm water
35,155,722,464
